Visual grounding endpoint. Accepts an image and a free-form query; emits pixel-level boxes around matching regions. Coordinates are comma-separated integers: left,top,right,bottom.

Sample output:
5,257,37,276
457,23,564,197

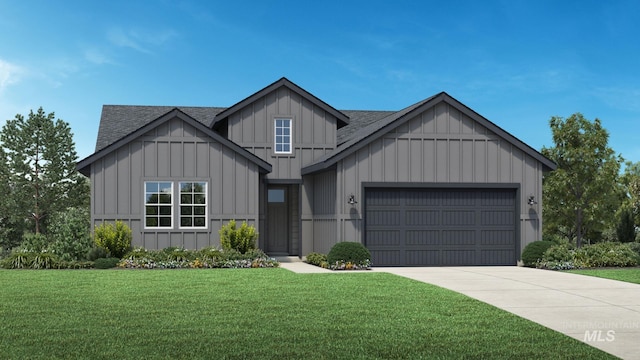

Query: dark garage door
365,188,517,266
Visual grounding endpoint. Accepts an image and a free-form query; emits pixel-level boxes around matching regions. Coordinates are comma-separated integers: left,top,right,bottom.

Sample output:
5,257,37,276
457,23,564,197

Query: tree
542,113,622,248
616,207,636,243
0,107,89,235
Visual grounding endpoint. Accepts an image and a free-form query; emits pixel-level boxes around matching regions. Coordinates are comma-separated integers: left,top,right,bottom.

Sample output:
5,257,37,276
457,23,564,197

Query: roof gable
211,77,349,128
302,92,556,175
77,108,272,176
95,105,225,152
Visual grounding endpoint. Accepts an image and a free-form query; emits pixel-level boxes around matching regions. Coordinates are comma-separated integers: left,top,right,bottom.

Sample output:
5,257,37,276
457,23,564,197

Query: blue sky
1,0,640,163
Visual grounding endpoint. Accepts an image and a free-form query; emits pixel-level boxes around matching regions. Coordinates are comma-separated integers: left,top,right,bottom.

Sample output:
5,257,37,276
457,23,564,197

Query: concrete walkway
375,266,640,360
280,261,640,359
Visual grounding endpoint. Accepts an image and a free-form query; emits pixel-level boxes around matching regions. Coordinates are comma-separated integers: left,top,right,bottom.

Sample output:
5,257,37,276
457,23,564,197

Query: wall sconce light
348,194,358,205
528,195,537,206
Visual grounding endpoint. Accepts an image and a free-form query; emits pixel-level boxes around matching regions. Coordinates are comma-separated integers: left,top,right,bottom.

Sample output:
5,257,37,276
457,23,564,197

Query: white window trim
274,118,293,154
144,181,174,230
178,181,208,229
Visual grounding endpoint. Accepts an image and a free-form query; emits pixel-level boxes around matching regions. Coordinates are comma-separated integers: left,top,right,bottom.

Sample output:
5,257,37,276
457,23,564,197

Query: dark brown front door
266,186,289,253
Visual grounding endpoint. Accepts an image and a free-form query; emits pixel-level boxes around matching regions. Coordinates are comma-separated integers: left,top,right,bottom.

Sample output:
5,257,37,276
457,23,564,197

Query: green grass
567,268,640,284
0,269,614,359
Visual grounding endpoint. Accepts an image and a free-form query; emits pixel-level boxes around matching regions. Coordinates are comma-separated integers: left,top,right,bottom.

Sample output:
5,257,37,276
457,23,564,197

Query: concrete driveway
374,266,640,360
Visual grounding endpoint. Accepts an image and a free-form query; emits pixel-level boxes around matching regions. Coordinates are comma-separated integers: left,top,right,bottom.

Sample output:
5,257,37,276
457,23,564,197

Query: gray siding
227,86,337,180
334,101,543,257
301,170,337,255
91,117,261,249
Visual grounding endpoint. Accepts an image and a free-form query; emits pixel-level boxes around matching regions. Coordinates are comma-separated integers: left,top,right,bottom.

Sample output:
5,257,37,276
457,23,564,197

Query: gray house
77,77,556,266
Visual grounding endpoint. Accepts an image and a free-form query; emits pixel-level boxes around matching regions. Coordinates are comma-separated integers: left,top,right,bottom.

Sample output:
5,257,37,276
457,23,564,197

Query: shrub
627,242,640,258
32,252,59,269
577,242,639,267
48,207,92,261
0,250,35,269
521,241,554,267
305,252,328,268
20,233,49,252
542,244,573,263
219,220,258,254
94,257,121,269
86,246,109,261
327,242,371,265
94,221,132,258
199,247,223,261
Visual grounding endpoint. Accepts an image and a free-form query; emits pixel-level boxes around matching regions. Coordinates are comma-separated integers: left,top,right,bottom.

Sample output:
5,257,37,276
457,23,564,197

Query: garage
365,188,517,266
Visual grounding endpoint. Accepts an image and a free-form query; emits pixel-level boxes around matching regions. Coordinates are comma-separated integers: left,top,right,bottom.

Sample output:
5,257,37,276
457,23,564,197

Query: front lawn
0,269,613,359
567,268,640,284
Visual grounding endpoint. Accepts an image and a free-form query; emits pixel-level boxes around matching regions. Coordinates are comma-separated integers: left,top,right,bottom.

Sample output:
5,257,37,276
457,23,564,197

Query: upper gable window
274,119,292,154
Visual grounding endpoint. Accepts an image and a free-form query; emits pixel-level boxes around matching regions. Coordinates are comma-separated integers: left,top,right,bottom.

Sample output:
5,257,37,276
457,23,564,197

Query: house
77,77,556,266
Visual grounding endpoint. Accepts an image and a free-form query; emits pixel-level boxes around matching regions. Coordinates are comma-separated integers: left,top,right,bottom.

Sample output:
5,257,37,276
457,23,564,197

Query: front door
266,186,289,253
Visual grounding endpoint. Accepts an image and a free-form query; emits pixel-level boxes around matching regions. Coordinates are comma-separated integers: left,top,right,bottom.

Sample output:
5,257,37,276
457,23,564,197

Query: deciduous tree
542,113,622,247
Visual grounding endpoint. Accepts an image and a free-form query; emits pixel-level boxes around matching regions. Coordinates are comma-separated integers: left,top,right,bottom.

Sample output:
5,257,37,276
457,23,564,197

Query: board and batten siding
301,169,338,255
335,101,543,256
91,117,261,250
227,86,338,180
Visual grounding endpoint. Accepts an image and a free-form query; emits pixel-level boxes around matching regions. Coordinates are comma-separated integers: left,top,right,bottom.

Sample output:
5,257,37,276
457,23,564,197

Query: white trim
143,181,174,229
274,118,292,154
178,181,209,229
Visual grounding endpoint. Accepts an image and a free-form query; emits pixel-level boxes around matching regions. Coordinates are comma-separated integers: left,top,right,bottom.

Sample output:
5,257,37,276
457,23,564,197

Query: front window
179,182,207,228
274,118,292,154
145,182,173,228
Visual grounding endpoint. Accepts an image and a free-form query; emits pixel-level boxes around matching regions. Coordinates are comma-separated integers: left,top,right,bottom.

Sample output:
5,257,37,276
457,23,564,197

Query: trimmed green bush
305,252,328,267
94,221,132,258
542,244,573,263
94,257,120,269
327,242,370,265
86,246,109,261
219,220,258,254
521,240,554,267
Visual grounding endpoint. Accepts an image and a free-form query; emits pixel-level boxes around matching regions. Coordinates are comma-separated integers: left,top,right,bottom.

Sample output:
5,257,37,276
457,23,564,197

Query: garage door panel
481,250,515,265
365,188,516,266
367,230,400,246
481,210,515,225
481,230,515,245
406,250,439,265
406,190,441,206
442,230,476,245
367,210,400,226
405,210,440,226
443,250,477,265
442,210,475,225
406,230,440,245
371,250,401,266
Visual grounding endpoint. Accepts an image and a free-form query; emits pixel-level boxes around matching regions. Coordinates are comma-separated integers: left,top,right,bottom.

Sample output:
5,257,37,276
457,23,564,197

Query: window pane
283,127,290,135
146,206,158,215
194,206,205,215
275,144,283,152
194,194,206,204
180,182,193,192
181,194,192,204
194,217,205,227
159,217,171,227
194,182,206,193
146,182,158,192
181,217,192,227
283,144,290,152
159,182,172,193
276,127,283,135
146,217,158,227
181,206,192,215
146,194,158,204
268,189,285,203
159,206,172,215
159,194,171,204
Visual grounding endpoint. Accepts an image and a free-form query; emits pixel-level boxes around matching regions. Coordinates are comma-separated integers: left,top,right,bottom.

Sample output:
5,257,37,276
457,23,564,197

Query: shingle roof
337,110,395,144
95,105,225,151
94,106,391,152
